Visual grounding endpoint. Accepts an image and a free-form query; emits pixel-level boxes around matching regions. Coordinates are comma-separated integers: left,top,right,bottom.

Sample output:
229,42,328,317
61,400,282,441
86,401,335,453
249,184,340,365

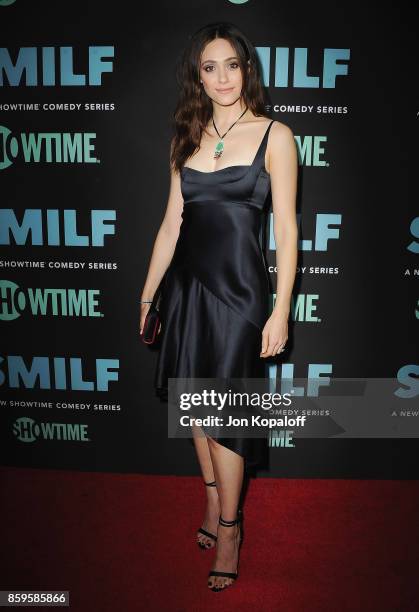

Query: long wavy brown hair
170,21,270,173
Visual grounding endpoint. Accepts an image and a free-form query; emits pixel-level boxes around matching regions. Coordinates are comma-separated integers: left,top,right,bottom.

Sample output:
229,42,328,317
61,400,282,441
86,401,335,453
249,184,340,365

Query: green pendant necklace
212,106,248,159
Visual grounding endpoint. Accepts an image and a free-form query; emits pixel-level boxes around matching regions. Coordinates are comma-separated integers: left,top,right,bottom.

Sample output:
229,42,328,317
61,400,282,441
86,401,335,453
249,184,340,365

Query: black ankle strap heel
197,479,218,549
208,510,242,591
218,514,240,527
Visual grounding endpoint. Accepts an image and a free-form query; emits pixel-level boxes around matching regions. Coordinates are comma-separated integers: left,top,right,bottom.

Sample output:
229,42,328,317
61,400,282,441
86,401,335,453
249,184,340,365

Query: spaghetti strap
252,120,275,168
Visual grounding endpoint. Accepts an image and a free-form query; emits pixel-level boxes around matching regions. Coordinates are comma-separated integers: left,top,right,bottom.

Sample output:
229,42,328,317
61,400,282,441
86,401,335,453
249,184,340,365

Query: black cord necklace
212,106,248,159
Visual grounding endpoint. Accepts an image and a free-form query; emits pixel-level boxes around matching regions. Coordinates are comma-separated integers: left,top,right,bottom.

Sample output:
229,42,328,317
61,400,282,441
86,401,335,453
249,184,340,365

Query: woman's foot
197,485,221,549
207,516,241,590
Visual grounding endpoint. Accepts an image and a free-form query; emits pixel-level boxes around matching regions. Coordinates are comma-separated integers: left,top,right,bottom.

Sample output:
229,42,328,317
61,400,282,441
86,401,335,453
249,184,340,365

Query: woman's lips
216,87,234,93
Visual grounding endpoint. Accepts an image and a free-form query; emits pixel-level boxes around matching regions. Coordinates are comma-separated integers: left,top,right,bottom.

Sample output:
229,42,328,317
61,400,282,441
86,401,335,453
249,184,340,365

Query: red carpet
1,467,418,611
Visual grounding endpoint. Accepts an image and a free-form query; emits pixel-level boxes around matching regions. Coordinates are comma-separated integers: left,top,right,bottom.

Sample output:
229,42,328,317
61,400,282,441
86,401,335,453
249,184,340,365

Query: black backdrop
0,0,417,478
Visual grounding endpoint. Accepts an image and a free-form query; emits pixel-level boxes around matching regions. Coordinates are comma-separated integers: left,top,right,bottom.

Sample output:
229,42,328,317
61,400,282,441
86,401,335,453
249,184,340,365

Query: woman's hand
260,310,288,358
139,300,162,338
139,302,151,336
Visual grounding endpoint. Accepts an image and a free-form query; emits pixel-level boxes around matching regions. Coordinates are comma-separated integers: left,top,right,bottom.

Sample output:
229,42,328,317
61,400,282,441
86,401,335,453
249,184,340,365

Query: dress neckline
183,164,250,175
182,120,274,176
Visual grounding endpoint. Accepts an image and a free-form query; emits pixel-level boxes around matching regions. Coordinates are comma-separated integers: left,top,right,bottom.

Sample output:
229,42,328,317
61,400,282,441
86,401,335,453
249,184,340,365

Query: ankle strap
204,480,216,487
219,514,241,527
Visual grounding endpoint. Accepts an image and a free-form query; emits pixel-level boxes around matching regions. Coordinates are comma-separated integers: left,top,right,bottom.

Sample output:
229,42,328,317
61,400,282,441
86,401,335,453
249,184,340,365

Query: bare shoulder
269,120,295,146
266,121,296,172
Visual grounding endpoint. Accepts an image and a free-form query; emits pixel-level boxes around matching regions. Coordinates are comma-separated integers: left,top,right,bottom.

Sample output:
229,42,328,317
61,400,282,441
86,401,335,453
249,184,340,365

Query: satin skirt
154,200,270,469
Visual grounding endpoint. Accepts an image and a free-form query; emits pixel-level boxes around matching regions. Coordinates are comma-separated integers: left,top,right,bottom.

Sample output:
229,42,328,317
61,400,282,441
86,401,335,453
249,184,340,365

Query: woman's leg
206,436,244,589
192,424,220,548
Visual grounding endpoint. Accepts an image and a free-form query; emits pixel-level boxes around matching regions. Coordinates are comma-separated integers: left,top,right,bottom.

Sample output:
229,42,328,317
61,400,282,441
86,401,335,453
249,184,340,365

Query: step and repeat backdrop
1,1,417,478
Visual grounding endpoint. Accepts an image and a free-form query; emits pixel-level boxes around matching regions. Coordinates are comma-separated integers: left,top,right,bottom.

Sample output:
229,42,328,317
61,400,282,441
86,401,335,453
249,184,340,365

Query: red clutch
141,281,164,345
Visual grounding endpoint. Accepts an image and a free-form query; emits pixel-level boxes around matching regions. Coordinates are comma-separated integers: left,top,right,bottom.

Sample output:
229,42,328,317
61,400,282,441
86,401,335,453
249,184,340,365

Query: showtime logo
0,125,99,170
12,416,90,442
0,280,103,320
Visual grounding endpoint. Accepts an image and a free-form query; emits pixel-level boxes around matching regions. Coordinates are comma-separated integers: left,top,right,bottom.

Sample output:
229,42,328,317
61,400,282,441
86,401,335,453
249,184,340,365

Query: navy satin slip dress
154,119,275,469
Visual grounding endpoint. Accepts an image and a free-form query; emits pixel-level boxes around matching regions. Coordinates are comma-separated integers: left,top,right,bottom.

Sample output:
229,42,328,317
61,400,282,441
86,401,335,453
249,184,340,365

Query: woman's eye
203,63,239,72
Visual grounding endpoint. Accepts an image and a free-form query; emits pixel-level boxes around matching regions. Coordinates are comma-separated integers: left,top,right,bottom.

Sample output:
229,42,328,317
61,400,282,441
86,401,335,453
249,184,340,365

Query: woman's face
199,38,244,105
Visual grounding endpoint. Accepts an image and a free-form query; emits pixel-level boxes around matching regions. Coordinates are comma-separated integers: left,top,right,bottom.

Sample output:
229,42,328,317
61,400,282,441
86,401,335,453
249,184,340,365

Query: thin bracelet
140,299,153,304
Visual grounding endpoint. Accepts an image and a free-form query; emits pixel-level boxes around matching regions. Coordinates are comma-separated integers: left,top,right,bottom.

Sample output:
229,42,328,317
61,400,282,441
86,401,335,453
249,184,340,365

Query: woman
140,22,298,592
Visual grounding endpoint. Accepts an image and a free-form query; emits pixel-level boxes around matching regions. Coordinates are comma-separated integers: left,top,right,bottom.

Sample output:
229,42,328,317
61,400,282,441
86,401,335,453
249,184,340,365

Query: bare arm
260,122,298,357
139,143,184,333
269,122,298,316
